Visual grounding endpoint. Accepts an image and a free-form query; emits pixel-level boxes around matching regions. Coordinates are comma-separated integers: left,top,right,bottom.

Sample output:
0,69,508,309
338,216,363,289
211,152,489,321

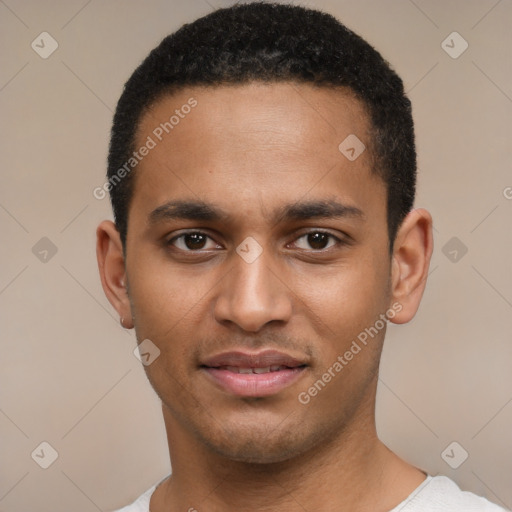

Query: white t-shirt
112,474,509,512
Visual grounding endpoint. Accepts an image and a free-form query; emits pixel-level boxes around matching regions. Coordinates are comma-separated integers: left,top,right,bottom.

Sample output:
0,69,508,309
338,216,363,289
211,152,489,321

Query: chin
207,435,307,465
197,415,337,466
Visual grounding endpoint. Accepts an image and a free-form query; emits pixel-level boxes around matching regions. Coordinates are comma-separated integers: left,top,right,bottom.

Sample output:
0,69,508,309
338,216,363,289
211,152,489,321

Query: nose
213,249,293,332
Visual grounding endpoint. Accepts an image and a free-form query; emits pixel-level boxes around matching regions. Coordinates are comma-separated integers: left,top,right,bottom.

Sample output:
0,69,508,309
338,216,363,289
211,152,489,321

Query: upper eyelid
167,231,221,249
290,231,345,250
291,229,343,241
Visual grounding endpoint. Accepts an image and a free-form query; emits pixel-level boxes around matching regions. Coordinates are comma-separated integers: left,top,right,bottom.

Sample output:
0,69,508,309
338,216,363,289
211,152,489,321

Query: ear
389,208,433,324
96,220,134,329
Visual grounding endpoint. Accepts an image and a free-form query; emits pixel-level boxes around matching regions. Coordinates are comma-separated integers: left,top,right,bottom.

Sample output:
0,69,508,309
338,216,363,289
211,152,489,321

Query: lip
200,349,308,398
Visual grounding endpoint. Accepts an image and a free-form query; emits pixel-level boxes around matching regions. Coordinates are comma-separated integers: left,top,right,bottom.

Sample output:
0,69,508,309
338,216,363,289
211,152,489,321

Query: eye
168,232,221,251
293,231,340,251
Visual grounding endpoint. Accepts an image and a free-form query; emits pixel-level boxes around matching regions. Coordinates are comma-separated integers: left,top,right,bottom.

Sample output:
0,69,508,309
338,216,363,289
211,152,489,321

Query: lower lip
202,367,306,397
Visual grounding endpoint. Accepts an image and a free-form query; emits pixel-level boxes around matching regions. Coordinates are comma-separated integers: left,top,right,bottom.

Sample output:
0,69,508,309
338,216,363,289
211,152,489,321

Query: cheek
295,256,389,342
126,254,209,343
295,260,389,412
127,263,205,396
289,266,389,390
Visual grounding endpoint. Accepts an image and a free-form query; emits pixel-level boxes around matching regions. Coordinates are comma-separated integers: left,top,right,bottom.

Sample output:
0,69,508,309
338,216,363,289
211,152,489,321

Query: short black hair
107,1,416,251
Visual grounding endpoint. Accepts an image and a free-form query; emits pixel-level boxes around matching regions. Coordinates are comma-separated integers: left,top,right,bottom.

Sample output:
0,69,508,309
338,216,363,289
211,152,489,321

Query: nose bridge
214,245,292,332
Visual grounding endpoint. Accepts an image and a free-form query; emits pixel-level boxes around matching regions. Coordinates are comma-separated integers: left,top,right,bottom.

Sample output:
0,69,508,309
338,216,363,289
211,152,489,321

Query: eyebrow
275,199,364,223
148,198,364,225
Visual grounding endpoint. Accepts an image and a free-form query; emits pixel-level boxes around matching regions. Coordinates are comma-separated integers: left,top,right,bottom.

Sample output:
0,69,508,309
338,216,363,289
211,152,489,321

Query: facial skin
97,83,433,511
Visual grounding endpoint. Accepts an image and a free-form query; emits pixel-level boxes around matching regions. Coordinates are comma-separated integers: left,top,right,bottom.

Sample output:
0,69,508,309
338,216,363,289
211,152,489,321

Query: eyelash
166,230,346,253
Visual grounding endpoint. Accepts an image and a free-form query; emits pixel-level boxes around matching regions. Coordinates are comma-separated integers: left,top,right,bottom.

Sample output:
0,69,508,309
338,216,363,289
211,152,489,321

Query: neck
152,389,425,512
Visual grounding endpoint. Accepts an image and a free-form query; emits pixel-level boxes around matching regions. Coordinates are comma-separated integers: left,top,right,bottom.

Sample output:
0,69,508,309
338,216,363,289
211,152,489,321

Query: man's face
124,83,393,463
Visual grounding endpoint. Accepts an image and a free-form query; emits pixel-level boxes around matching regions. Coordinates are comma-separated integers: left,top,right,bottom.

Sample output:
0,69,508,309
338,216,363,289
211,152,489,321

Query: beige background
1,0,511,510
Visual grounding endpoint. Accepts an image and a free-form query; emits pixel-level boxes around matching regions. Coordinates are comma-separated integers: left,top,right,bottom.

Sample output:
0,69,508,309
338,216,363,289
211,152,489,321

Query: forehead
130,82,384,228
137,82,371,157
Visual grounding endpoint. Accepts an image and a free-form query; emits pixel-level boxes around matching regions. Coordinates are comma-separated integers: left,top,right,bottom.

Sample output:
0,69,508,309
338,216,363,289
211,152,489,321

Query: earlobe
389,208,433,325
96,220,134,329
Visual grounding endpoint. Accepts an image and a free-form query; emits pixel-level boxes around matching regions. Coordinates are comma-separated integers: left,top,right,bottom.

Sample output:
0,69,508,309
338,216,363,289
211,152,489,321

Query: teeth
253,367,271,374
223,366,288,374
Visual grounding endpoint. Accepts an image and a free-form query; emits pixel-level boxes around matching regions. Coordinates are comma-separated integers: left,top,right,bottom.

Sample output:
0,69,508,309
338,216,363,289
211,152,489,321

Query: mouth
200,350,308,398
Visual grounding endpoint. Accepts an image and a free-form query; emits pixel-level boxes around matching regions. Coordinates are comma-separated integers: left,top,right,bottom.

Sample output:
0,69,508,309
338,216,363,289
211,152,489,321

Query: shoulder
109,484,156,512
393,475,509,512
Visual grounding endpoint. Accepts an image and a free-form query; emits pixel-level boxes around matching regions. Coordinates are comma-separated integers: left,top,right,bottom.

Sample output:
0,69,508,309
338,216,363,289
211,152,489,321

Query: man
96,3,508,511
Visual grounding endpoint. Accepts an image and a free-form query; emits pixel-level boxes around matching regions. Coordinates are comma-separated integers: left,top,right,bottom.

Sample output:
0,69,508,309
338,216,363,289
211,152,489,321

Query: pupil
185,233,206,249
308,233,328,249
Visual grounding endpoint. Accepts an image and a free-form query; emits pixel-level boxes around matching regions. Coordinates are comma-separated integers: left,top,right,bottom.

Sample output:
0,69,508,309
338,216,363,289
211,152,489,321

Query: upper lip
201,349,307,368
